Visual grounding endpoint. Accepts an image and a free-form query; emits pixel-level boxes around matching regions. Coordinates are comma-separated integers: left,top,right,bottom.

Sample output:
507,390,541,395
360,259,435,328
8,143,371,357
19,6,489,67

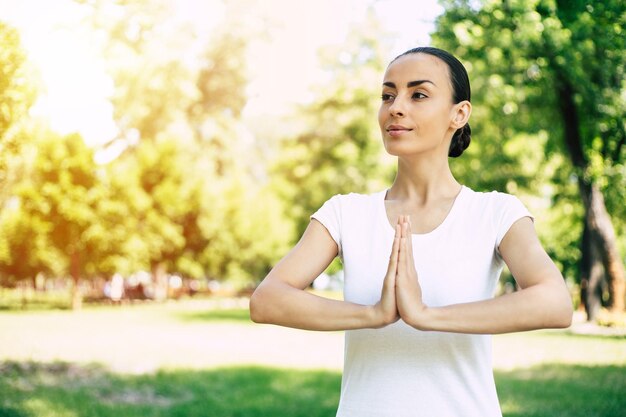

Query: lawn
0,362,341,417
0,298,624,417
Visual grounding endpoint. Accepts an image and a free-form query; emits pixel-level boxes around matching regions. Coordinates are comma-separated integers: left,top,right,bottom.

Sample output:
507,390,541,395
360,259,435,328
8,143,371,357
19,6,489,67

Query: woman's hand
371,222,402,327
395,215,429,329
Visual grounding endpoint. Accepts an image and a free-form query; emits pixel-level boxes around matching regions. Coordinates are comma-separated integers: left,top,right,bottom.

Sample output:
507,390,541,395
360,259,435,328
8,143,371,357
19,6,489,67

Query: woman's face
378,53,465,158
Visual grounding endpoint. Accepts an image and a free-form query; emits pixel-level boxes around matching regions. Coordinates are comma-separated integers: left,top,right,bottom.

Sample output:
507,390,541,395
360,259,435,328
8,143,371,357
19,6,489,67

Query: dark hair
393,47,471,158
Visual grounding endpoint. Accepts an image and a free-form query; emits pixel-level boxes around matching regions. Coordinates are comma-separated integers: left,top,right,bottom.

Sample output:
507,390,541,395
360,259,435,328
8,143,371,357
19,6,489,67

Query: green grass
176,308,252,323
0,362,341,417
0,299,624,417
0,360,624,417
497,364,626,417
0,288,72,311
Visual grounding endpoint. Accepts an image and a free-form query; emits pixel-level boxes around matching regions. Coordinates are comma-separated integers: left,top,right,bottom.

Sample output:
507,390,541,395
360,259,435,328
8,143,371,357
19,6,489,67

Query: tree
199,176,294,287
0,21,35,204
73,0,295,289
0,199,61,289
433,0,625,318
115,139,188,300
16,132,121,309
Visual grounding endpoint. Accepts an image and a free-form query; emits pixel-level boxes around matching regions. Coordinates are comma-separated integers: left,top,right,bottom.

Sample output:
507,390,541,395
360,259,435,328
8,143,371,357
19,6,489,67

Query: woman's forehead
383,53,450,87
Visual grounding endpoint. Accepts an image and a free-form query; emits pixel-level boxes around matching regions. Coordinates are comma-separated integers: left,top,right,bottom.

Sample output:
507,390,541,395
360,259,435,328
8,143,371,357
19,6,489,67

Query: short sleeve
310,195,342,255
495,194,534,256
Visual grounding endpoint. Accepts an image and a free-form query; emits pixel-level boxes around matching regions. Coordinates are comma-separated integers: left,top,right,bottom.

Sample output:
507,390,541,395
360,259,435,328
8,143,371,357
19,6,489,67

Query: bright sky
0,0,442,147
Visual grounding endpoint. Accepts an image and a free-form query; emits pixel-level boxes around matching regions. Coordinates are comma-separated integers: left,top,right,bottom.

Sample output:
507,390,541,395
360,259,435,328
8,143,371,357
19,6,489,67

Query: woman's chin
383,141,406,155
383,143,417,157
383,141,446,158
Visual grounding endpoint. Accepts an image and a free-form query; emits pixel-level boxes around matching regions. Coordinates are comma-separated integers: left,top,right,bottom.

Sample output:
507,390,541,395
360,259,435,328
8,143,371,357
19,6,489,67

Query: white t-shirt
311,186,532,417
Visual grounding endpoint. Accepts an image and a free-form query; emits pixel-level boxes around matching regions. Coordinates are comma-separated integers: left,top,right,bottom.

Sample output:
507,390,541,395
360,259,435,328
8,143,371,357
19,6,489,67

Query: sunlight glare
1,0,443,146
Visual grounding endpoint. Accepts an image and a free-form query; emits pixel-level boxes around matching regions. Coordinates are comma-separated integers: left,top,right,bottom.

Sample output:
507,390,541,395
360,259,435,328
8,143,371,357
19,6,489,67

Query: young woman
250,46,573,417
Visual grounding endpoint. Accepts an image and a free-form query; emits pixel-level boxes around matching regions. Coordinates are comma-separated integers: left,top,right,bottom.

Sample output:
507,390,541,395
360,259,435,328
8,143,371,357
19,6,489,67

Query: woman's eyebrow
382,80,437,89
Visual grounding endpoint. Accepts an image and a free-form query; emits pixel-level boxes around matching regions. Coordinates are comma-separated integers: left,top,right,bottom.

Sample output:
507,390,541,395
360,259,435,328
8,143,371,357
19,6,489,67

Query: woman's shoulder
320,189,385,211
462,186,531,217
463,186,522,205
328,190,387,204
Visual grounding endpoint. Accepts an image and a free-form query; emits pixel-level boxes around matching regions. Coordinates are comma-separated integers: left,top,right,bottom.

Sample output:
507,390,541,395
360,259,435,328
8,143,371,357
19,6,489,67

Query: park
1,0,625,415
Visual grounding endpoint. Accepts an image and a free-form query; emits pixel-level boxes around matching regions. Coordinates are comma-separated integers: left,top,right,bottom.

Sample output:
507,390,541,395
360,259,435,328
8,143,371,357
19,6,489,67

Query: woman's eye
412,92,427,100
381,93,394,102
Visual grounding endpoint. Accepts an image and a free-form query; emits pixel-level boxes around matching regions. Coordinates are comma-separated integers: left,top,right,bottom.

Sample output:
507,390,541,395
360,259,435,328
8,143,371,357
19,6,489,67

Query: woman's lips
386,125,412,137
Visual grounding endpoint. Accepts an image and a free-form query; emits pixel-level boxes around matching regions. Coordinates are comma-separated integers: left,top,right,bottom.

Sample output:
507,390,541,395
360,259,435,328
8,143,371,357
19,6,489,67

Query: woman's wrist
367,304,385,329
366,303,395,329
402,304,434,331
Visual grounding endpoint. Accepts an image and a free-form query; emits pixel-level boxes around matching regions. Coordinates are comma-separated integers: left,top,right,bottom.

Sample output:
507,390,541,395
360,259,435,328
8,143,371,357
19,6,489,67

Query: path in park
0,298,344,374
0,298,623,374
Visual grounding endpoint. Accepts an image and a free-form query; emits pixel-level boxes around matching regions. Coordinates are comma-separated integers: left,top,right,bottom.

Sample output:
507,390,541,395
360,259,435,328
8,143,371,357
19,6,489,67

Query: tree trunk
20,281,30,310
558,79,626,314
577,180,625,312
151,262,168,302
580,221,606,320
70,251,82,311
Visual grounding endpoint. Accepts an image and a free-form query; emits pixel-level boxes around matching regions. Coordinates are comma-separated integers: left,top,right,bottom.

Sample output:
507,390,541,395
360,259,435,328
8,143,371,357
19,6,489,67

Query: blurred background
0,0,444,309
0,0,624,415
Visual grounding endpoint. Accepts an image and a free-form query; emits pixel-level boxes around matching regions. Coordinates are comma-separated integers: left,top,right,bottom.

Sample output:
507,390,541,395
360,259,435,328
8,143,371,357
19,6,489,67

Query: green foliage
0,201,60,286
123,139,188,270
7,133,121,281
199,178,293,285
0,21,35,202
188,31,248,121
0,6,290,289
0,22,33,144
110,137,292,285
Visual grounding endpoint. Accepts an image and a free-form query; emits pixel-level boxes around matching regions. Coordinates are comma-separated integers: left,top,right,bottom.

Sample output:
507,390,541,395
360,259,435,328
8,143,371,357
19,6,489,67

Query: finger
403,218,418,283
398,237,406,273
400,215,408,239
402,231,413,272
406,215,414,257
391,227,400,265
386,225,401,276
402,220,410,243
402,224,413,271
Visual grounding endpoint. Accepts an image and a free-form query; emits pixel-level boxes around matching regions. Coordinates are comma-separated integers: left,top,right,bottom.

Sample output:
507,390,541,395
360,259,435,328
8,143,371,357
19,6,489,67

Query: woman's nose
388,97,405,117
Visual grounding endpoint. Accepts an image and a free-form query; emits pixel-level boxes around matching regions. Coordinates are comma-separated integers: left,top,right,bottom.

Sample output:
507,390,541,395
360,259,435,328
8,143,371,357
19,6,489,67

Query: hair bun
448,123,471,158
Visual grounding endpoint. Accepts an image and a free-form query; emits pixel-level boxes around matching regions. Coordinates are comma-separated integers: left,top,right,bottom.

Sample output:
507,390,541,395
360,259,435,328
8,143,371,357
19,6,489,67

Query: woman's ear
450,100,471,129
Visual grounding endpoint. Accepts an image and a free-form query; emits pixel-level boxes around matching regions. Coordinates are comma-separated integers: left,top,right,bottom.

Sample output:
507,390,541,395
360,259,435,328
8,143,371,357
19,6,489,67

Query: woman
250,46,572,417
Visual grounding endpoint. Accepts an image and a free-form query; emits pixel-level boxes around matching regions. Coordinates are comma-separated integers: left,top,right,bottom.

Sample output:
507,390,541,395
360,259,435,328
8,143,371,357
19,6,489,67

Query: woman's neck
387,156,460,202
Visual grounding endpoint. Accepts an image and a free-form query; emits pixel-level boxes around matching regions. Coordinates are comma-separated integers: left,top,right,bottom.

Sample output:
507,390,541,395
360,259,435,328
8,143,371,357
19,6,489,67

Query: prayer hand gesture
375,215,428,328
395,215,428,328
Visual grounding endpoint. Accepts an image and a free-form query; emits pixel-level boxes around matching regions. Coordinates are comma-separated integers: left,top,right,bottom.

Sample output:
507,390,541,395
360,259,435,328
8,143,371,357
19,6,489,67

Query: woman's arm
249,219,400,331
396,216,573,334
